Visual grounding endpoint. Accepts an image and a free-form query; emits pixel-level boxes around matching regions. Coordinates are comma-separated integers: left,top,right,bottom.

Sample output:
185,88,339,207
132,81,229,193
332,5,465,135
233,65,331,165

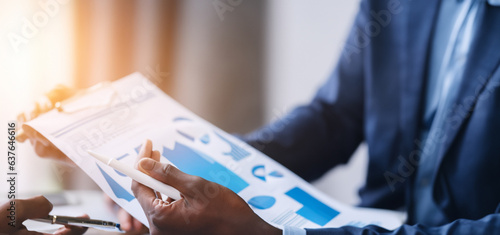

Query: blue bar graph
285,187,339,226
97,164,135,202
162,143,249,193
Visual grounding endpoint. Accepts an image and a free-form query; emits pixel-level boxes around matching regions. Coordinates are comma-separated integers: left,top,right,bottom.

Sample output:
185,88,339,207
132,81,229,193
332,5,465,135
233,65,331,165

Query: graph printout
27,73,404,230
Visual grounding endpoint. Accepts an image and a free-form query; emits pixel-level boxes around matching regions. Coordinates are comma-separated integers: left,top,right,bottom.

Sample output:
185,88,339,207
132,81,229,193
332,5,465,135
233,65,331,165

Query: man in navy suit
238,0,500,233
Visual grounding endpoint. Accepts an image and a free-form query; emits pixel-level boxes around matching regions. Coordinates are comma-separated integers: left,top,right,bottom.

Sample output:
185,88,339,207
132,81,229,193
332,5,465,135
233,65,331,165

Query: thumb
138,158,195,194
17,196,53,222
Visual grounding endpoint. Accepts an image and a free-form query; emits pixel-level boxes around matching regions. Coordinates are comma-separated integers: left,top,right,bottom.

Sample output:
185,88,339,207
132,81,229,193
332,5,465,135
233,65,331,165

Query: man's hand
17,85,75,165
131,140,282,235
104,195,148,234
0,196,88,235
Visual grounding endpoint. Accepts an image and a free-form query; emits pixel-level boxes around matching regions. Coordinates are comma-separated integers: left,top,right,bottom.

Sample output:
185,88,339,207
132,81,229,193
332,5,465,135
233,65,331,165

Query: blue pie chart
248,196,276,210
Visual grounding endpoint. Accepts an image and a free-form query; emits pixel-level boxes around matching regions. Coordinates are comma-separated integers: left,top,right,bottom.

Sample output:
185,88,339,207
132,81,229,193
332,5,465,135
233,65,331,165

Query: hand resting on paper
17,85,142,233
0,196,88,235
17,85,76,165
131,139,282,235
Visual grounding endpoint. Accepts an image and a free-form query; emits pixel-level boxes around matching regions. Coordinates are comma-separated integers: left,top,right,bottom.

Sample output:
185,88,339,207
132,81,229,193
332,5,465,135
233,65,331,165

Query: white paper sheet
27,73,405,230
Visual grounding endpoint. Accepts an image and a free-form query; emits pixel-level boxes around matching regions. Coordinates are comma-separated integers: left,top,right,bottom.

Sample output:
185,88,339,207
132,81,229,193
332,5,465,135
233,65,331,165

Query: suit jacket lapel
433,4,500,176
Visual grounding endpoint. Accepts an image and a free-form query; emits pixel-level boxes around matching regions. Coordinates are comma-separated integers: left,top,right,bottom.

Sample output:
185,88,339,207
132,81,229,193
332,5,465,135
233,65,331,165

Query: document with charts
26,73,405,230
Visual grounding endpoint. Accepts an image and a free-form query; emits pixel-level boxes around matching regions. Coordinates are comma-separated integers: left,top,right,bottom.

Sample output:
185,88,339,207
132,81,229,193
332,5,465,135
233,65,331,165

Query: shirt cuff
283,226,307,235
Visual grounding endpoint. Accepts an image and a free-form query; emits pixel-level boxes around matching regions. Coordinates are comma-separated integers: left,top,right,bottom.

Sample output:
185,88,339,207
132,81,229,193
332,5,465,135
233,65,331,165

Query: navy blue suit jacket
244,0,500,233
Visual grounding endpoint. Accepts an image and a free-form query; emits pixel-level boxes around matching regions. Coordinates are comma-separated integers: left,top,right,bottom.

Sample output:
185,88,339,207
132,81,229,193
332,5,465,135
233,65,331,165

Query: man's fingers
138,139,152,160
17,112,26,123
14,228,44,235
134,139,156,171
149,150,164,200
132,140,157,215
131,179,157,215
131,217,146,232
18,124,37,144
152,150,161,162
34,132,50,147
21,126,48,146
31,102,41,120
33,141,52,158
46,84,75,104
138,159,195,194
16,112,28,142
117,209,133,231
17,196,53,222
17,130,28,143
54,214,89,235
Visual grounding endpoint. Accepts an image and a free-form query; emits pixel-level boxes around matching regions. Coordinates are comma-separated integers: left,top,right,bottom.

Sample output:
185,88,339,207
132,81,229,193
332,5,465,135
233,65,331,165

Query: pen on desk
33,215,121,231
87,150,182,200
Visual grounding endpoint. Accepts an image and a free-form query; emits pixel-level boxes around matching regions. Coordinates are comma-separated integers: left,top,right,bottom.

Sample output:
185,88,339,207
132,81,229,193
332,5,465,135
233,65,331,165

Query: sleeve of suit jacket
305,207,500,234
242,0,368,182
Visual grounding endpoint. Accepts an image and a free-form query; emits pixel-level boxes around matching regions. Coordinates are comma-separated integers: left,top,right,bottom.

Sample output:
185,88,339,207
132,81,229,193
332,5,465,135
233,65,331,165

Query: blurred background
0,0,365,206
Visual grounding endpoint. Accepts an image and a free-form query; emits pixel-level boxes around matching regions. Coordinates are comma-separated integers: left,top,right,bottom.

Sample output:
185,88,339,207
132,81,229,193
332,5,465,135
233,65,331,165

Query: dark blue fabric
412,0,482,225
305,213,500,234
243,0,500,233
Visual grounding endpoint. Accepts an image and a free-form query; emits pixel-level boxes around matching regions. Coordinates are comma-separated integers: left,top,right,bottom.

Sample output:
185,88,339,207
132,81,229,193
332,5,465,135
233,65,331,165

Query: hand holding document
26,73,405,230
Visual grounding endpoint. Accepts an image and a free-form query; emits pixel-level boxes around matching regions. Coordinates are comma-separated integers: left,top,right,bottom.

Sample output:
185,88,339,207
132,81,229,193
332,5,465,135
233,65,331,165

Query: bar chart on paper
27,73,405,230
162,142,249,194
